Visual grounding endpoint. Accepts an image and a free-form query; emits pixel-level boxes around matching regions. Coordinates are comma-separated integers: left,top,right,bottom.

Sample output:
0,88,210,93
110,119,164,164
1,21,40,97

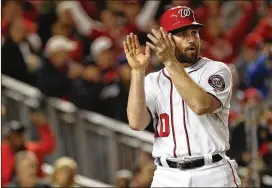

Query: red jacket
1,123,56,186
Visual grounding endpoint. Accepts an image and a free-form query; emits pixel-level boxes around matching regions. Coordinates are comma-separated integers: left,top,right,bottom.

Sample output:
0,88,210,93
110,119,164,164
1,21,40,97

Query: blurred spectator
123,0,142,25
36,35,84,98
78,0,98,19
237,167,250,187
115,169,132,188
70,36,128,122
194,1,221,24
1,1,37,38
5,151,50,188
54,1,131,54
97,8,131,51
51,21,85,63
2,17,42,86
69,65,102,112
235,33,262,90
200,1,257,64
122,0,160,33
2,1,22,37
105,0,125,13
91,36,116,69
2,104,7,125
53,1,98,43
91,36,129,121
129,151,154,187
258,110,271,148
91,36,131,87
56,1,75,27
54,1,95,38
1,113,56,186
221,1,244,32
55,2,86,62
259,112,272,157
263,136,272,176
137,150,153,166
130,160,155,187
22,0,39,23
228,88,266,167
50,157,78,187
101,0,161,49
246,38,272,98
51,21,71,38
240,88,263,108
36,1,58,47
228,111,247,166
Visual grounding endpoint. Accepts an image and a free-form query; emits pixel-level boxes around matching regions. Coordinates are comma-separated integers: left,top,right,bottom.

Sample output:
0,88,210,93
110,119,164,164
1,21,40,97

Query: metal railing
1,74,153,185
244,104,261,187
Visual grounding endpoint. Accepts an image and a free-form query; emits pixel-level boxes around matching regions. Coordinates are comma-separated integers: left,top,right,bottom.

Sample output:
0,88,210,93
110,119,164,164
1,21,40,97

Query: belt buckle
177,158,194,170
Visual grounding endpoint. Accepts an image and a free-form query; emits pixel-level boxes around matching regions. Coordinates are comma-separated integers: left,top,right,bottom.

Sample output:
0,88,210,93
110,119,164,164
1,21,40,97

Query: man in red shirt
1,112,56,186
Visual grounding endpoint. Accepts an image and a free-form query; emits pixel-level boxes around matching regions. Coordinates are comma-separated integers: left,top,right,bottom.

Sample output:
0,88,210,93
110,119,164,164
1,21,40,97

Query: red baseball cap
160,6,203,34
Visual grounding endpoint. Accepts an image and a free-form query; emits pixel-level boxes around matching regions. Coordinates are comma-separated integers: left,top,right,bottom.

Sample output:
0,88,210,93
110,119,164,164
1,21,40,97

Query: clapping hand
123,33,151,71
146,27,177,64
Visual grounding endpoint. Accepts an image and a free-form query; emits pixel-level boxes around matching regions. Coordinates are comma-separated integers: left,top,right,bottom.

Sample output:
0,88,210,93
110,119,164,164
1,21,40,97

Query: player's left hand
146,27,177,64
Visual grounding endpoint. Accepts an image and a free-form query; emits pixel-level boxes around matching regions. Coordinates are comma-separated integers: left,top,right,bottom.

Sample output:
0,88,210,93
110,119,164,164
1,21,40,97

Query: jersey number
156,113,170,137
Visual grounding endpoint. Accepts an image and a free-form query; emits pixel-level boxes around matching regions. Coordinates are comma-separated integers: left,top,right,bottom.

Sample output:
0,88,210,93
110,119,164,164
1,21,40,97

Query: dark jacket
36,58,72,98
98,81,128,122
228,122,247,166
2,38,36,85
69,79,101,112
69,76,128,122
263,152,272,176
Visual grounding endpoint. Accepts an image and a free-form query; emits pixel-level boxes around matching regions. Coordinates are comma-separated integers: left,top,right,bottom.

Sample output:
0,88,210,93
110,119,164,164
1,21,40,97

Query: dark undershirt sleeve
145,107,154,133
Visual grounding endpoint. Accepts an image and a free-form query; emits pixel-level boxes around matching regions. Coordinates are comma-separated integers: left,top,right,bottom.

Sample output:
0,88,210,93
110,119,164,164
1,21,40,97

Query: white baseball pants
151,157,241,187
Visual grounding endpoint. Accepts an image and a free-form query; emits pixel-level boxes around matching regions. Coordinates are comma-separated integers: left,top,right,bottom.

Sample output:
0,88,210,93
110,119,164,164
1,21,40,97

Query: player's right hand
123,33,151,71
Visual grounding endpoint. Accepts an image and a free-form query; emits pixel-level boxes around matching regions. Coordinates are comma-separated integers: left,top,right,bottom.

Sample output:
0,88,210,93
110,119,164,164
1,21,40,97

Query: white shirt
145,57,232,158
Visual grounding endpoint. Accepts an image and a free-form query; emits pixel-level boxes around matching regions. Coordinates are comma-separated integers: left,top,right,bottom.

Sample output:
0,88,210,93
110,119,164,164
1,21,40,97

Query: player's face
172,28,201,64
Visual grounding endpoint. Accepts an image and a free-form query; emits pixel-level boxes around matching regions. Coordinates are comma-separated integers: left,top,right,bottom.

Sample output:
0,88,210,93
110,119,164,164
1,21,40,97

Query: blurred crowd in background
1,110,77,187
1,0,272,187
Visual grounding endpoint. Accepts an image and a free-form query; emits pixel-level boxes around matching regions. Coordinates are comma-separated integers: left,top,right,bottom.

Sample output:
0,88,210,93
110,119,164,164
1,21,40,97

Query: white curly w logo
178,8,191,18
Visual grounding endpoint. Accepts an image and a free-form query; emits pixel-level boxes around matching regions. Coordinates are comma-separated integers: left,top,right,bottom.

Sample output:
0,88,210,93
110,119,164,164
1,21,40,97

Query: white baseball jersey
145,57,232,158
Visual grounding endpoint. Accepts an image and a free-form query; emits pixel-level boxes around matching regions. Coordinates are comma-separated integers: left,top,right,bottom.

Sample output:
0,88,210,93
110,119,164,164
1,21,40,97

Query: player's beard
175,46,199,64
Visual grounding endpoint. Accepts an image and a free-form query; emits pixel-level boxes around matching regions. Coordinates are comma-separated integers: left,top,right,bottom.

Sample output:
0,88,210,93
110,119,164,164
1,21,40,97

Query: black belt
158,154,222,170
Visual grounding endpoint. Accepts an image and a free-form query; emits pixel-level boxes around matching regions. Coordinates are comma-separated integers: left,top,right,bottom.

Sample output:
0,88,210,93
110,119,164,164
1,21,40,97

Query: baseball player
124,6,241,187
